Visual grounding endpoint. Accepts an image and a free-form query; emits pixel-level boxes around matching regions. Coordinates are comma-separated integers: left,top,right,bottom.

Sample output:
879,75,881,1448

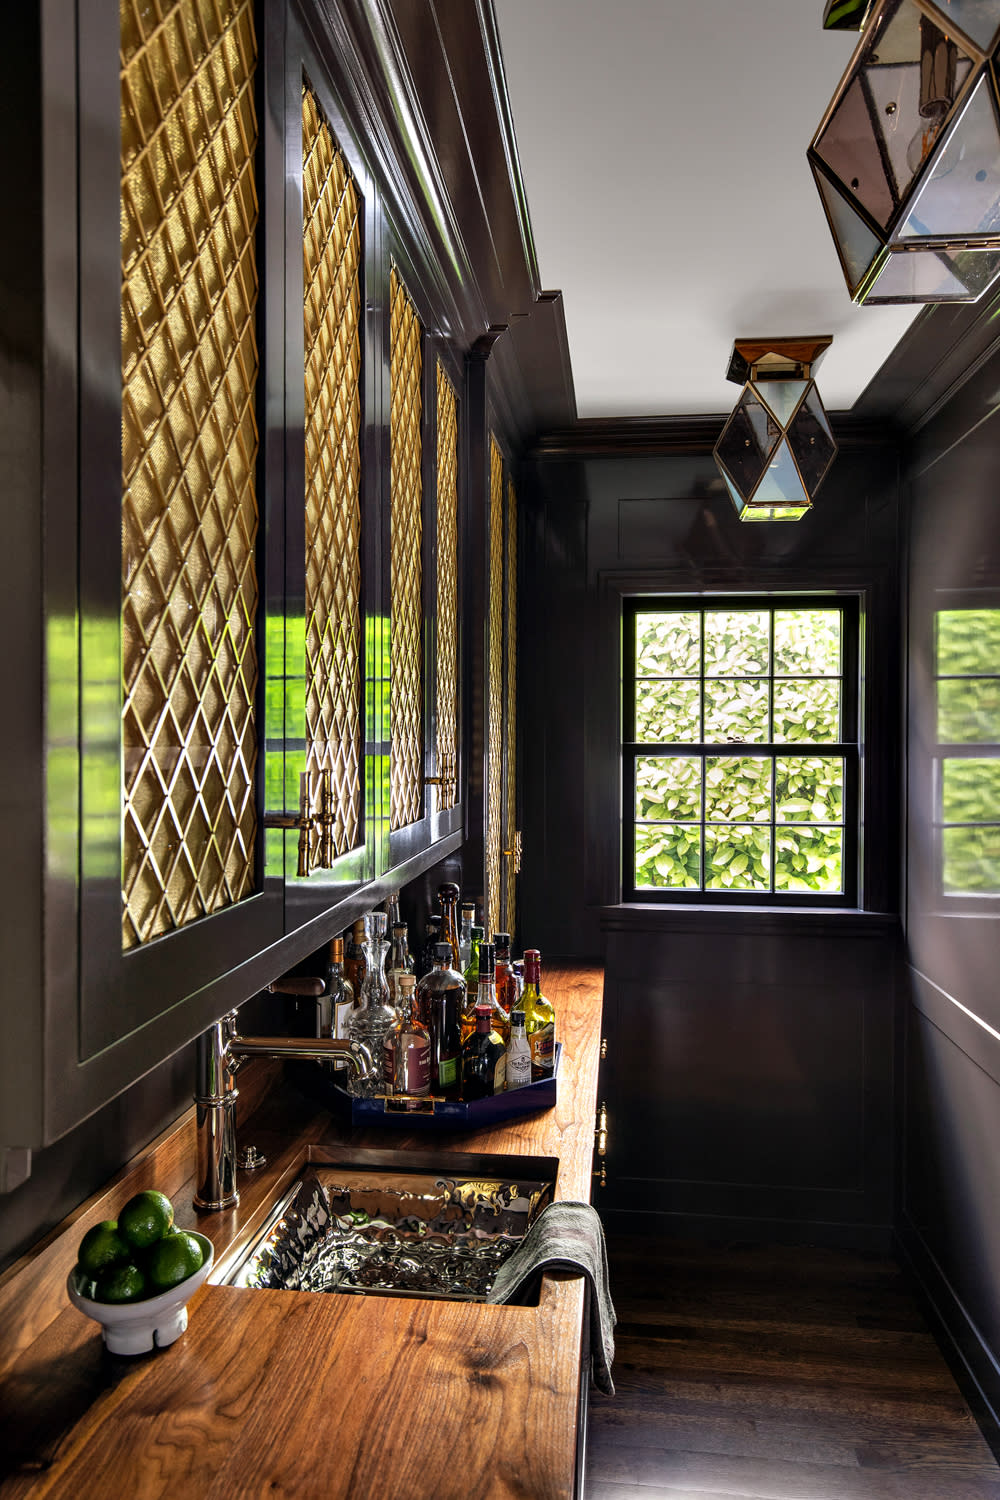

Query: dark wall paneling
901,348,1000,1449
598,908,898,1248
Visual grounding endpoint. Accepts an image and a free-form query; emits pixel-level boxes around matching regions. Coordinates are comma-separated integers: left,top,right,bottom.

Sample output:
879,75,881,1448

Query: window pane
775,827,844,893
705,825,770,889
636,612,701,676
936,609,1000,675
705,756,771,822
938,678,1000,742
704,611,769,677
635,755,701,821
704,679,769,743
635,680,700,742
773,679,841,743
635,822,701,889
773,609,841,676
942,759,1000,823
943,826,1000,894
776,757,844,824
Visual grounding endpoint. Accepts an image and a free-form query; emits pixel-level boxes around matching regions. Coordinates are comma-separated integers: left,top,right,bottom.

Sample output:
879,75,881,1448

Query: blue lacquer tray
287,1044,561,1132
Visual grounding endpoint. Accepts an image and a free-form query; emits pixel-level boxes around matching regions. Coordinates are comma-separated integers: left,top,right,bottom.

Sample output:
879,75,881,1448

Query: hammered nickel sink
211,1148,558,1304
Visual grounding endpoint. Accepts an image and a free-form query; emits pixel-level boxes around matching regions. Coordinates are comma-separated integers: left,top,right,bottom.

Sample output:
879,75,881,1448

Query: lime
118,1189,174,1250
94,1261,147,1303
145,1231,205,1292
77,1220,130,1276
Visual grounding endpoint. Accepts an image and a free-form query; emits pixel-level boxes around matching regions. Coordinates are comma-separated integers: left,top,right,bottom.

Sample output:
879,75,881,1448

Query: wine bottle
521,948,556,1080
459,902,476,970
324,936,356,1040
460,941,509,1046
463,924,484,994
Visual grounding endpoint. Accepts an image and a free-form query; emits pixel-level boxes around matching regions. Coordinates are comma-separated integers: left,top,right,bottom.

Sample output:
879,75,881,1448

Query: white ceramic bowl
66,1232,214,1356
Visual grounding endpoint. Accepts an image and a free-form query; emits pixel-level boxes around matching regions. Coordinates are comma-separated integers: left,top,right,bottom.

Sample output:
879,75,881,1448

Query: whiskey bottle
493,932,518,1015
324,937,356,1040
344,918,367,994
460,941,509,1046
522,948,556,1080
461,1005,507,1100
415,942,464,1097
505,1009,532,1090
384,973,431,1096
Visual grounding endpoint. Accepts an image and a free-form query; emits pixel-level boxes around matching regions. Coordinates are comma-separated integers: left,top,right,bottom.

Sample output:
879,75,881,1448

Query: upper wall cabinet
0,0,530,1154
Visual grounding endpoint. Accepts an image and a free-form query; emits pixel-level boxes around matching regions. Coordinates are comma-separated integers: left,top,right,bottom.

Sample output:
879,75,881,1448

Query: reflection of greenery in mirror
941,759,1000,893
628,600,852,898
936,609,1000,742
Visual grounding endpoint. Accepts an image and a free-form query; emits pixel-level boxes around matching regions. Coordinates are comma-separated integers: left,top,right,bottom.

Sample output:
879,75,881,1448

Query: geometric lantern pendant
713,337,839,522
810,0,1000,304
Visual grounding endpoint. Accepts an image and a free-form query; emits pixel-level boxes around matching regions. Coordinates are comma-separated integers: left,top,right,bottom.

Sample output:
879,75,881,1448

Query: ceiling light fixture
713,337,838,522
809,0,1000,304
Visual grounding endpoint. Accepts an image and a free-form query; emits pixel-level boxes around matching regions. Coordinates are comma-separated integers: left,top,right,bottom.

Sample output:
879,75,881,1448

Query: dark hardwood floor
586,1236,1000,1500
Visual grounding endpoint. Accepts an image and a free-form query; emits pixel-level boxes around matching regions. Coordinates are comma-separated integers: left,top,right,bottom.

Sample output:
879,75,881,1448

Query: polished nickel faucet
194,1012,374,1211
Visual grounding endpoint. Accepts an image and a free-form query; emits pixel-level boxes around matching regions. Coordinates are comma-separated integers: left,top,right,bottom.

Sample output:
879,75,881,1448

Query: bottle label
438,1054,458,1088
333,998,355,1040
506,1038,532,1090
529,1024,555,1072
494,1051,506,1094
385,1033,431,1094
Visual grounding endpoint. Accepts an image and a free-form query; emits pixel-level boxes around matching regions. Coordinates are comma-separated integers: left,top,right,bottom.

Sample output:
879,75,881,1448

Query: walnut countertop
0,962,604,1500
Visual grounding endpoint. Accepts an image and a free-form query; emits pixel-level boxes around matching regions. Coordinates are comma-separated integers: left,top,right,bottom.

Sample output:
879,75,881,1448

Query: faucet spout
194,1013,375,1211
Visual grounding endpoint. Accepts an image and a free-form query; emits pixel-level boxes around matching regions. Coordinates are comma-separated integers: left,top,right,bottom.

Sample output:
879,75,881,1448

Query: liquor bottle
460,941,509,1046
419,911,442,977
511,959,525,1004
463,925,484,994
344,918,367,994
506,1009,532,1090
346,911,396,1097
493,932,518,1015
386,922,414,1005
415,942,464,1097
384,889,402,933
383,973,431,1096
461,1005,507,1100
437,882,462,971
458,902,476,970
521,948,556,1081
324,936,356,1040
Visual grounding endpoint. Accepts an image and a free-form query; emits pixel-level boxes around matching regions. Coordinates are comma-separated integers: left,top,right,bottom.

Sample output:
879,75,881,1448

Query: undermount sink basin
212,1148,557,1303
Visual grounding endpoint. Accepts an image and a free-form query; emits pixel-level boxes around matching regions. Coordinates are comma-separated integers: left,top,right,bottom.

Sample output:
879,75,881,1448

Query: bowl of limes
67,1190,214,1355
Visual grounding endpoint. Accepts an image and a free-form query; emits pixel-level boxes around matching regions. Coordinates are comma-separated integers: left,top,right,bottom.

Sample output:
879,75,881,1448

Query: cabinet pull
600,1036,608,1061
502,830,522,872
264,771,337,878
593,1100,609,1188
424,750,457,794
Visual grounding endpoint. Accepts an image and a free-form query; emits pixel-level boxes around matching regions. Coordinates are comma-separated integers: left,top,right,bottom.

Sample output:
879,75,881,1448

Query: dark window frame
622,593,861,908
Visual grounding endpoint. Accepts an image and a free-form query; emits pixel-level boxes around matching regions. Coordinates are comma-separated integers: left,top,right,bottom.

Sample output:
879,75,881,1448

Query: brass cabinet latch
593,1100,609,1189
424,750,457,797
263,770,336,878
502,829,522,873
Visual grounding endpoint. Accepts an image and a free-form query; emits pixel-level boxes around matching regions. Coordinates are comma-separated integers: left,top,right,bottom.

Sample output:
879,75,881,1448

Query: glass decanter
347,911,397,1097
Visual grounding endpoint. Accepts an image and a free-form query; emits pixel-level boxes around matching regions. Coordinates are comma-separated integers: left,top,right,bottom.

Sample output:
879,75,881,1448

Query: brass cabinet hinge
593,1100,609,1188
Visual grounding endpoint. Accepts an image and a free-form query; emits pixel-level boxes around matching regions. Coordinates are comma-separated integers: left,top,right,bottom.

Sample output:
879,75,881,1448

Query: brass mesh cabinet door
121,0,259,950
389,267,424,832
302,84,362,864
485,437,505,939
434,362,459,810
503,478,518,934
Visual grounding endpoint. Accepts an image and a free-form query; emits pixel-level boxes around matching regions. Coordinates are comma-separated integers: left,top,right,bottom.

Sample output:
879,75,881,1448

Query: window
935,603,1000,900
622,597,859,905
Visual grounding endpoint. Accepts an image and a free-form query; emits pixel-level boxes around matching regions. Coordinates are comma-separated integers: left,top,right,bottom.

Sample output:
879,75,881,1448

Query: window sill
599,903,900,940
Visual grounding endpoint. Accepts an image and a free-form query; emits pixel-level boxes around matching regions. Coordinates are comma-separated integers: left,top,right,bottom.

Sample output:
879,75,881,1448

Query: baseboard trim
895,1216,1000,1463
596,1204,893,1253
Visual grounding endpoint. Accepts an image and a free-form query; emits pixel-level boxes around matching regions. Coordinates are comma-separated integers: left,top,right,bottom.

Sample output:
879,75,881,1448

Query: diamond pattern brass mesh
121,0,259,950
503,478,518,933
486,437,504,939
302,84,362,862
434,362,459,812
389,267,424,831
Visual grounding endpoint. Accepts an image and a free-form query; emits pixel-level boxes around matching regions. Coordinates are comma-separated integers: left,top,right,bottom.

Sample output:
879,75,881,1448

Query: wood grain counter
0,963,604,1499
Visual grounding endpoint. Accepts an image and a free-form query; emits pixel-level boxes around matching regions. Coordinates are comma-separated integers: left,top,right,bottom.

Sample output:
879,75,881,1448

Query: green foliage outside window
628,604,850,897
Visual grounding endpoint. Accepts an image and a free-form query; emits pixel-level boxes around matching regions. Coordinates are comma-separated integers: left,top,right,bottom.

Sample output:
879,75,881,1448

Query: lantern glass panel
866,243,1000,300
787,386,838,493
758,380,807,427
926,0,1000,52
751,439,811,512
742,505,810,522
899,73,1000,238
813,164,884,289
715,389,779,496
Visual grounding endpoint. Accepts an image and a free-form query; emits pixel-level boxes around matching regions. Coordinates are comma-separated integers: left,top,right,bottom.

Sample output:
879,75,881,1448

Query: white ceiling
493,0,921,418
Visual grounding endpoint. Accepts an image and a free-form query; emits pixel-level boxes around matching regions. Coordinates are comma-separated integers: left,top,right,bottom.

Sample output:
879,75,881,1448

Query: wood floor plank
586,1237,1000,1500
